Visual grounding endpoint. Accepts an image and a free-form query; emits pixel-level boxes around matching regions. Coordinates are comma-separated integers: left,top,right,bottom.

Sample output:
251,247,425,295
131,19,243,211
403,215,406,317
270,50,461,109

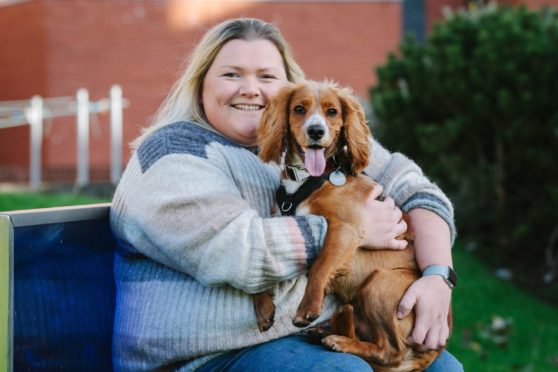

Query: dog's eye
294,105,306,114
327,108,338,117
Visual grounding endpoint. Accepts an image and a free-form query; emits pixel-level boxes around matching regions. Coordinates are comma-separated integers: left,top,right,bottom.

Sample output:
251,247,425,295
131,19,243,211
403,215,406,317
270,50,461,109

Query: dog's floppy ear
257,84,295,164
338,87,370,174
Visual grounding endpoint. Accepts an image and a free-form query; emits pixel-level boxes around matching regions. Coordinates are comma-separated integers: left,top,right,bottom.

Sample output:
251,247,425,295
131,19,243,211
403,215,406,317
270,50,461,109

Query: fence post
76,88,89,187
110,85,123,185
28,96,43,191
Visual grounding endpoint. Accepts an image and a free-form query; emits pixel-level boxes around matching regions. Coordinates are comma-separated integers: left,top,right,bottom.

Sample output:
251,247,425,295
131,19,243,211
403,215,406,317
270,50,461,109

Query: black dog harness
276,165,382,216
276,176,328,216
275,143,357,216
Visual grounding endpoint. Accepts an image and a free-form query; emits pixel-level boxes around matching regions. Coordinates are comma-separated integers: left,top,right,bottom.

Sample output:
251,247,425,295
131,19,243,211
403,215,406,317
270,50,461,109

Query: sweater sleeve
111,148,326,294
365,137,456,242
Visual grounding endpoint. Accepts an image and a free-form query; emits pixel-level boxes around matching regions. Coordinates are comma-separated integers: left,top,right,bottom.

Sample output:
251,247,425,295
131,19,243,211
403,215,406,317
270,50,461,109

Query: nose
239,77,260,97
307,125,325,140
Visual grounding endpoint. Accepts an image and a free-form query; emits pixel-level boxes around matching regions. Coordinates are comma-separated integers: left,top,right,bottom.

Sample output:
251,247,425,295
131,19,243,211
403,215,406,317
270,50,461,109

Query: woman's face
202,39,288,146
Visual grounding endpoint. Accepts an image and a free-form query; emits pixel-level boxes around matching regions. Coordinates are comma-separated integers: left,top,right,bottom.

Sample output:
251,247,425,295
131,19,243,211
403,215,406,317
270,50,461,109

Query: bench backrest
0,203,116,371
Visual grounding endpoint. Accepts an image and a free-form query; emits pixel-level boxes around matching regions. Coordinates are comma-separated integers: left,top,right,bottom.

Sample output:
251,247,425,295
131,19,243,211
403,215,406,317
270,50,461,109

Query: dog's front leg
293,221,361,327
253,291,275,332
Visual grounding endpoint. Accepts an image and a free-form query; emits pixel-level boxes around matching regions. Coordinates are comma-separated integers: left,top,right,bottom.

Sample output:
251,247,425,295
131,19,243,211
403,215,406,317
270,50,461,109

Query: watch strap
422,265,457,289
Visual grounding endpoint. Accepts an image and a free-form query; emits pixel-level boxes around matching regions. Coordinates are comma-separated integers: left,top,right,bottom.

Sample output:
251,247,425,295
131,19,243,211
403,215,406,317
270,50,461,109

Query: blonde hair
132,18,305,148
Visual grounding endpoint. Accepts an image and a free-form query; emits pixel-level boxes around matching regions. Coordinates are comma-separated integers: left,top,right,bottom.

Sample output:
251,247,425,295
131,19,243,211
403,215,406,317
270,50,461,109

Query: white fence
0,85,127,190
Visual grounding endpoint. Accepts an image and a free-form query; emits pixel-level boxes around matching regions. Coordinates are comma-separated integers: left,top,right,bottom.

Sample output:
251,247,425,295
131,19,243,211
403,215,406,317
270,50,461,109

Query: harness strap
276,176,327,216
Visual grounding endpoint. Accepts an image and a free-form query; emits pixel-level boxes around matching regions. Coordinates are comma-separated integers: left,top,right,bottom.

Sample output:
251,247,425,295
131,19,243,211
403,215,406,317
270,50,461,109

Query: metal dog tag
329,170,346,187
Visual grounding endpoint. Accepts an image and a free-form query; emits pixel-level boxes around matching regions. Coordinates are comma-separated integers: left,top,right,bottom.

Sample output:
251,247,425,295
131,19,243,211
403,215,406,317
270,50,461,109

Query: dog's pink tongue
305,148,326,177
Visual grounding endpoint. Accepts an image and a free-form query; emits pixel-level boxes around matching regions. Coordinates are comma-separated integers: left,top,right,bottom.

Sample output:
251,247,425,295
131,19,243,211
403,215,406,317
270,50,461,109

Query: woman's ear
338,88,370,174
257,85,295,164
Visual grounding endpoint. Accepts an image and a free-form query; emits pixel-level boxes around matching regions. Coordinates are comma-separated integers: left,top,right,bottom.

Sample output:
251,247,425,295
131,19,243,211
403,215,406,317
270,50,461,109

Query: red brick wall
0,1,45,180
2,0,401,183
3,0,558,184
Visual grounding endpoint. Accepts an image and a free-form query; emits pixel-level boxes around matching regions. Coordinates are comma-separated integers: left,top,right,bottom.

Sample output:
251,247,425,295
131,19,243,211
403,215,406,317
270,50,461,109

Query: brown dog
254,81,451,371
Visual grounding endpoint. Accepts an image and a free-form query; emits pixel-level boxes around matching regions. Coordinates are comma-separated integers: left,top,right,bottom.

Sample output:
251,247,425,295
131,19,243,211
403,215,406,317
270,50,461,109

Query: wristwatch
422,265,457,289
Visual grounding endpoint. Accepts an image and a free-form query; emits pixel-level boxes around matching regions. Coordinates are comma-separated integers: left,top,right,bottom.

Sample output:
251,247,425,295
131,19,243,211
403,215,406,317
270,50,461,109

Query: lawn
1,192,558,371
449,245,558,371
0,191,110,212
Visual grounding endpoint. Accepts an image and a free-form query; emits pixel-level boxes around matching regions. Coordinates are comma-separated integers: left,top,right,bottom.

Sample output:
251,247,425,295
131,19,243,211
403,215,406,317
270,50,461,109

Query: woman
110,18,462,371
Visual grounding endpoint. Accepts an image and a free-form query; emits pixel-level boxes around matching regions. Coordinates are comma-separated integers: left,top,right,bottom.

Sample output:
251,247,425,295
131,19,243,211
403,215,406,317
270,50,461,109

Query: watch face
448,267,458,287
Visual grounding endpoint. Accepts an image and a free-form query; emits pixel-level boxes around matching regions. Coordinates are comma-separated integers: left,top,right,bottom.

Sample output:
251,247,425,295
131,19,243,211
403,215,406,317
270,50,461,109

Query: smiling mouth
231,104,264,111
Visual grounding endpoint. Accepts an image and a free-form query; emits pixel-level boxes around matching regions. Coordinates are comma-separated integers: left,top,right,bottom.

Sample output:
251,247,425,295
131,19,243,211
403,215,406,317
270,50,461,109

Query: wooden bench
0,204,116,371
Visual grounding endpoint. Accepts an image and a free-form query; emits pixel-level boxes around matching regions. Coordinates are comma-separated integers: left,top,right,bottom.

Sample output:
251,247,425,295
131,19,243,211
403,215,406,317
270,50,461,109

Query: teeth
233,104,262,111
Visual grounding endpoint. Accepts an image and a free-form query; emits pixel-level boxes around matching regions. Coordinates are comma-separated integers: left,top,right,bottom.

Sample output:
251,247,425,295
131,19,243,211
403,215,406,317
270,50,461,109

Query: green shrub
371,5,558,275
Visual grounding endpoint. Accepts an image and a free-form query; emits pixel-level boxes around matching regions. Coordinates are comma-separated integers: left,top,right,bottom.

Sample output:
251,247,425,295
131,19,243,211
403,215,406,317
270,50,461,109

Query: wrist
422,264,457,289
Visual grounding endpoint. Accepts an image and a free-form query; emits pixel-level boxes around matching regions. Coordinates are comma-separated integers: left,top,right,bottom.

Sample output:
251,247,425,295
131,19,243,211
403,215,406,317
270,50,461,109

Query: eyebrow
219,65,282,73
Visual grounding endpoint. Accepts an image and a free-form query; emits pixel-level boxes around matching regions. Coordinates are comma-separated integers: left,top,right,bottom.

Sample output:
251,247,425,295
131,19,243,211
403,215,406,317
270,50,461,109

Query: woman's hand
398,208,454,351
397,276,452,351
360,184,408,250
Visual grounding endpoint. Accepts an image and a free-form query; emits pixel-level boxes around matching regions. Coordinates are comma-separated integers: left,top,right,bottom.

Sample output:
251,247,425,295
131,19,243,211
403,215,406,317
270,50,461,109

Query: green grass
0,192,110,212
449,245,558,371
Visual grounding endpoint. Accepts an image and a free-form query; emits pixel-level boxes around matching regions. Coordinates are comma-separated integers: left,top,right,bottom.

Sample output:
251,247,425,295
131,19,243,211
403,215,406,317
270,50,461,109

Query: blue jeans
198,334,463,371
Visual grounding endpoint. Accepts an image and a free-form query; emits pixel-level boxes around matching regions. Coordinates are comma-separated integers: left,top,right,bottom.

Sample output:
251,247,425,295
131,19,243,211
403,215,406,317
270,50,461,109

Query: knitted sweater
110,121,455,371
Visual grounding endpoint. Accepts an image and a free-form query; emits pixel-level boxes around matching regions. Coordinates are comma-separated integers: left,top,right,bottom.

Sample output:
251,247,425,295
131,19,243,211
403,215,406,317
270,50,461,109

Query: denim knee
312,351,372,371
426,350,464,372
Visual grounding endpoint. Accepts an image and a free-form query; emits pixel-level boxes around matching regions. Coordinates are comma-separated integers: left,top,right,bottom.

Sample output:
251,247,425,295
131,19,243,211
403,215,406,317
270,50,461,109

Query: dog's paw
256,305,275,332
306,322,333,344
292,311,320,328
254,292,276,332
322,335,351,352
293,298,323,328
257,314,275,332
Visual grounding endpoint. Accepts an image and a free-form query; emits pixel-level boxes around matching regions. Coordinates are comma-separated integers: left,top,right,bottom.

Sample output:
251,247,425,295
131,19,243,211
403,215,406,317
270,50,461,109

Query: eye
222,72,240,78
294,105,306,114
260,74,277,80
326,108,338,117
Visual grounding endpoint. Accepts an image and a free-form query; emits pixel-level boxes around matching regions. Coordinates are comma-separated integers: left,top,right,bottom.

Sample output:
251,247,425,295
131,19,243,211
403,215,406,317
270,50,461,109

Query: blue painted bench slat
1,204,116,372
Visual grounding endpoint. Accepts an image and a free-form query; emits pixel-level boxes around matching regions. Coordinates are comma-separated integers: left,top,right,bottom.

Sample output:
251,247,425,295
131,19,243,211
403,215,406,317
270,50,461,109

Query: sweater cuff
294,215,327,268
401,192,457,244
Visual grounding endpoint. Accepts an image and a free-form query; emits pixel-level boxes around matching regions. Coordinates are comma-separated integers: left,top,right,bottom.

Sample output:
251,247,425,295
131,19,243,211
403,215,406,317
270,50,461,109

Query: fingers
401,278,452,351
369,183,384,200
362,187,409,250
399,286,443,351
381,196,402,225
384,196,395,210
393,205,403,222
412,324,447,350
385,235,408,250
387,238,408,250
410,322,429,349
438,325,449,348
397,288,416,319
408,305,433,349
415,323,449,352
395,216,407,235
385,207,407,250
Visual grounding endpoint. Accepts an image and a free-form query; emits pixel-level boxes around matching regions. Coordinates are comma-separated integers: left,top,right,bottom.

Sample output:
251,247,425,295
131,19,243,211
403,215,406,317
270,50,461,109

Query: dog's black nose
307,125,325,140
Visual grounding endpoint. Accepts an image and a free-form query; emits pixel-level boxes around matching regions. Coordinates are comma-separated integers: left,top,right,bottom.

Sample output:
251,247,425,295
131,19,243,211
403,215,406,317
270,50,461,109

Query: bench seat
1,203,116,371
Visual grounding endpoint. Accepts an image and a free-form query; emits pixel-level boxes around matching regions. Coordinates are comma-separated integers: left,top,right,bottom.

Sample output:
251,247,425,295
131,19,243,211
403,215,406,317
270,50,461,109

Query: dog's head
257,81,370,176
